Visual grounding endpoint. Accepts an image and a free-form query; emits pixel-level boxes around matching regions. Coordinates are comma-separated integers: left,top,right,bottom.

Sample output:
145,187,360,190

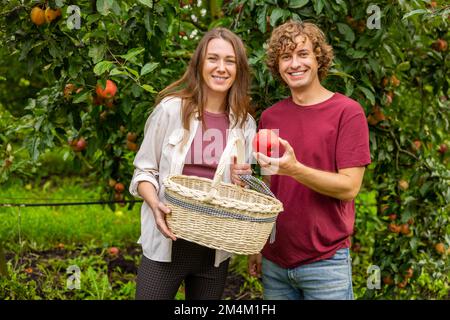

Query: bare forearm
291,163,359,201
137,181,160,208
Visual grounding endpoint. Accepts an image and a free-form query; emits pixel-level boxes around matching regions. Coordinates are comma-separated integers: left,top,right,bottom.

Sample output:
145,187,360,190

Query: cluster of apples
367,105,386,126
109,178,126,204
30,6,61,26
94,80,118,109
383,267,414,288
126,132,139,152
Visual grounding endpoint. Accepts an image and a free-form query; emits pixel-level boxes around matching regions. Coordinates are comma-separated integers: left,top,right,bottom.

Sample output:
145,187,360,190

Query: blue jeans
262,248,354,300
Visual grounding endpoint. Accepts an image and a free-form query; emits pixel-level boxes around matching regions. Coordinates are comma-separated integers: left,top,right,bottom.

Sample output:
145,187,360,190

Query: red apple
252,129,280,157
71,137,87,152
438,143,448,155
383,275,393,285
413,140,421,150
127,132,137,142
387,213,397,221
108,247,119,256
96,80,117,99
114,182,125,193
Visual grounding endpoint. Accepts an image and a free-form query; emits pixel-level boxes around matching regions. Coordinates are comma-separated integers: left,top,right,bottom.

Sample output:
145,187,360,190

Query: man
233,20,371,300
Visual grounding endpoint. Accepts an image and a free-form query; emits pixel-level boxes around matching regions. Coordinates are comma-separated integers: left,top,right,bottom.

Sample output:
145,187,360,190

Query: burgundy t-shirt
182,110,229,179
259,93,371,268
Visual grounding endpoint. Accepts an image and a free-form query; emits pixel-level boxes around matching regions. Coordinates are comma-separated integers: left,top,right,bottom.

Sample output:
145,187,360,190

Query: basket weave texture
163,138,283,255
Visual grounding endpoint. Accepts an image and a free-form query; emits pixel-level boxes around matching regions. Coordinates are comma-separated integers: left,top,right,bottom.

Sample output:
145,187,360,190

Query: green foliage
0,0,449,299
0,177,140,248
0,246,138,300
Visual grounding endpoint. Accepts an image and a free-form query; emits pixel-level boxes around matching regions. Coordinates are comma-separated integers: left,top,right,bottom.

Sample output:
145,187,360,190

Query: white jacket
129,96,257,267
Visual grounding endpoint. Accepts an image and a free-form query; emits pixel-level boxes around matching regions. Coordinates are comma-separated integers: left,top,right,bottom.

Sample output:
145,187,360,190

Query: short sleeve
336,109,371,169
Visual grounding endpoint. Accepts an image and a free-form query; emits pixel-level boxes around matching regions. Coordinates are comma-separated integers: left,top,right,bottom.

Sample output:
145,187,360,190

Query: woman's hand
150,201,177,241
137,181,177,241
230,156,252,187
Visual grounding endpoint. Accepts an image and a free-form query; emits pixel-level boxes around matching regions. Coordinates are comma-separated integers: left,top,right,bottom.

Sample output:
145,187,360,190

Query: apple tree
0,0,448,299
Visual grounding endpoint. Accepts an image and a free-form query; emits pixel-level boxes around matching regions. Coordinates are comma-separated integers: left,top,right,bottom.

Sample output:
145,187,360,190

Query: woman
129,28,256,300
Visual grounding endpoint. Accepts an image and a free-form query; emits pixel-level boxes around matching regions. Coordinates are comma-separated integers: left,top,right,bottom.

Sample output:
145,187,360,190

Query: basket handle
203,137,245,202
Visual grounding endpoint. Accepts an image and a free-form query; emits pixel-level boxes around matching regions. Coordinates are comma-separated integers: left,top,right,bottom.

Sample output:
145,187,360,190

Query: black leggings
135,239,230,300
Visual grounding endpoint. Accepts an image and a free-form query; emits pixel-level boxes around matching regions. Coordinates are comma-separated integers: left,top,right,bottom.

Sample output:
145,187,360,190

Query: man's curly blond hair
266,20,334,82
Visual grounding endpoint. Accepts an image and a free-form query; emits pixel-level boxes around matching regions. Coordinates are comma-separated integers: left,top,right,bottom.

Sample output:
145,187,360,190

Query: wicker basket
163,137,283,255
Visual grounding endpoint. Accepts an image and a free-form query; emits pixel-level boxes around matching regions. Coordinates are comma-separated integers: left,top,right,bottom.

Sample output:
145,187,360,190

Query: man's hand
230,156,252,187
254,138,299,176
254,138,366,201
248,253,262,278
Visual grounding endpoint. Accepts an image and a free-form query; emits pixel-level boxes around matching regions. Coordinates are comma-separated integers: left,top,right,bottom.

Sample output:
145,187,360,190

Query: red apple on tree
126,140,139,152
70,137,87,152
388,213,397,221
438,143,448,155
252,129,280,157
127,132,137,142
96,80,117,99
114,182,125,193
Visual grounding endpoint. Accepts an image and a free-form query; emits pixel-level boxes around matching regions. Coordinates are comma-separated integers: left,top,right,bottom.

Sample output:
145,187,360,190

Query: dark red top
259,93,371,268
182,110,229,180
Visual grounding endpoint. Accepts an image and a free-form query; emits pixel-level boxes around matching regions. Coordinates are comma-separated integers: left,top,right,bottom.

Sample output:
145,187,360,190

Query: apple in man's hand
252,129,280,157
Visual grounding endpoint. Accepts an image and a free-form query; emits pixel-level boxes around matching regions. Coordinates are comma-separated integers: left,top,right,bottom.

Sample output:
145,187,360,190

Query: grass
0,177,140,252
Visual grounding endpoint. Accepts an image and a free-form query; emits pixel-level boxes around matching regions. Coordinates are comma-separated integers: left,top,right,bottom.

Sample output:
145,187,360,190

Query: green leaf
111,0,121,15
93,61,115,75
140,62,159,76
419,181,433,197
48,44,62,59
31,136,41,161
347,48,366,59
337,23,355,43
157,16,168,34
328,68,355,80
270,8,285,27
141,84,157,93
288,0,309,9
96,0,114,16
109,68,130,77
138,0,153,8
119,48,145,62
88,45,106,64
345,80,354,96
368,57,381,78
396,61,410,72
256,6,268,34
402,9,427,20
125,66,140,79
313,0,324,14
358,86,375,105
144,10,153,33
72,91,91,104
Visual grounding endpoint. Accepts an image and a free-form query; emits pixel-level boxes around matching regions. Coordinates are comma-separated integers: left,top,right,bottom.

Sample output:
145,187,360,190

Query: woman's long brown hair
155,28,251,131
